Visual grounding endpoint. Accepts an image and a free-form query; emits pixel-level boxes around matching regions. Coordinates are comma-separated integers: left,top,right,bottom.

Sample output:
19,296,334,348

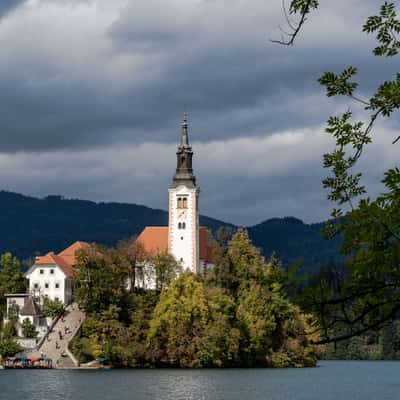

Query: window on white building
44,283,49,289
55,283,60,289
33,283,39,289
50,269,54,275
39,269,44,274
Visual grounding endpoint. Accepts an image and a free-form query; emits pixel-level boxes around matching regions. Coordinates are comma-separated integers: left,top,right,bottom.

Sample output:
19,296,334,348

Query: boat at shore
2,356,53,369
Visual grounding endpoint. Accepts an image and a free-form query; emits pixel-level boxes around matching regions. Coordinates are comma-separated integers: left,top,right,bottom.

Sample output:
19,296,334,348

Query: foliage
74,291,159,367
21,318,38,339
74,245,127,314
2,320,17,338
115,238,147,293
0,334,22,358
363,2,400,56
69,336,93,363
152,252,181,292
0,252,26,320
320,320,400,360
42,298,64,319
274,1,400,344
147,273,240,367
71,231,320,368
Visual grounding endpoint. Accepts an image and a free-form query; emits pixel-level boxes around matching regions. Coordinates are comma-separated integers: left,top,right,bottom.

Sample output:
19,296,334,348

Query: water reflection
0,370,76,400
1,362,400,400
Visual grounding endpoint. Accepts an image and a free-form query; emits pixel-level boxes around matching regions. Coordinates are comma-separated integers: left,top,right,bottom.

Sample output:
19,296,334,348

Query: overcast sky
0,0,397,225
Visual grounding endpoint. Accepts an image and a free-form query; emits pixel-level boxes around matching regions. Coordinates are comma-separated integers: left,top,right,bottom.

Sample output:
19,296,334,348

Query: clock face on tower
178,209,187,219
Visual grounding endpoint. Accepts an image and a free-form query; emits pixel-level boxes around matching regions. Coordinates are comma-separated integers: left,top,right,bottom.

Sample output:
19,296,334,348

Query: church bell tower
168,113,200,273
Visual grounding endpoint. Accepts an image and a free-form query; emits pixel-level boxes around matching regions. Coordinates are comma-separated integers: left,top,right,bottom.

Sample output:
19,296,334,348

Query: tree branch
270,0,314,46
313,305,399,345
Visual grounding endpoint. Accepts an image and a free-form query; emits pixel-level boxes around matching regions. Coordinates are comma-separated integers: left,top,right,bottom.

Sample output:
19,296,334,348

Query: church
3,114,214,336
137,113,214,274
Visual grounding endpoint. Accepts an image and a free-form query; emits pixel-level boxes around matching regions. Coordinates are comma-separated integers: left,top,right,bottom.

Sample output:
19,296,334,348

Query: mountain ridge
0,190,342,271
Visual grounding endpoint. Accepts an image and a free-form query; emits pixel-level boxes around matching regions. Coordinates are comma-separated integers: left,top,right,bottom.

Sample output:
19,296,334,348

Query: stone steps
33,302,85,368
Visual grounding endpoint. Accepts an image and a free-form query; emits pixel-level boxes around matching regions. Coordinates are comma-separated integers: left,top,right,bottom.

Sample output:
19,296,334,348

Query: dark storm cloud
0,0,392,152
0,0,396,224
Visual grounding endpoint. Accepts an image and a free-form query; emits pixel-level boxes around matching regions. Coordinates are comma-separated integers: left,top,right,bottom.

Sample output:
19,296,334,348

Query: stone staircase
57,353,76,368
32,302,85,368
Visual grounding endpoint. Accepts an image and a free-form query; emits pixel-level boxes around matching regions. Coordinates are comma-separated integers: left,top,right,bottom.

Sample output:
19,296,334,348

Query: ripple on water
1,361,400,400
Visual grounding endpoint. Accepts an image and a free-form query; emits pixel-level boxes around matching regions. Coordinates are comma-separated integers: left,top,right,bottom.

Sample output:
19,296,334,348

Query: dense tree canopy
0,334,22,358
72,232,320,368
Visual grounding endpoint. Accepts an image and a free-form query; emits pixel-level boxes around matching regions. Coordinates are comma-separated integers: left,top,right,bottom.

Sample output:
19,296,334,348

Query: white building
4,241,90,338
137,114,214,274
25,241,90,305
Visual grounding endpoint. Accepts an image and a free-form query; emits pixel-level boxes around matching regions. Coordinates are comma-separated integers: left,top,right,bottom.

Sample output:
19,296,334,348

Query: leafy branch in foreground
273,1,400,345
277,2,400,345
363,2,400,57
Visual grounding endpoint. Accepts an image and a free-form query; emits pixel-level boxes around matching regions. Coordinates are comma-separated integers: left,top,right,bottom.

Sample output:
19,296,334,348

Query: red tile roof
35,252,75,278
137,227,169,256
58,241,91,266
137,226,214,263
34,241,91,278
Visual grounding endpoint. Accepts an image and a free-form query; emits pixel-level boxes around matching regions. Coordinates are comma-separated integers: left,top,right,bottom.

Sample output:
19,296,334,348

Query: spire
171,113,196,188
181,112,189,147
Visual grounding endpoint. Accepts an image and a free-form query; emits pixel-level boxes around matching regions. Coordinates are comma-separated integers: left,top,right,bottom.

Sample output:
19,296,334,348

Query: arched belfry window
177,197,183,209
178,222,182,229
182,198,188,209
182,222,186,229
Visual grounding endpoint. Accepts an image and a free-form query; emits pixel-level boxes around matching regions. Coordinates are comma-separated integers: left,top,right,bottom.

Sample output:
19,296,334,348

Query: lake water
1,361,399,400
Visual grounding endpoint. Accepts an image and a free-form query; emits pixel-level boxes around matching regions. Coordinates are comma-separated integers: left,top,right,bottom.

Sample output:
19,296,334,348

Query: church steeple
181,112,189,147
171,113,196,188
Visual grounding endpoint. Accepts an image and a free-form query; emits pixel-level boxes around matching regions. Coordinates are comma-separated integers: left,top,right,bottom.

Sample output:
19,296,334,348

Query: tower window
178,222,182,229
181,237,184,240
177,196,188,209
182,222,186,229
